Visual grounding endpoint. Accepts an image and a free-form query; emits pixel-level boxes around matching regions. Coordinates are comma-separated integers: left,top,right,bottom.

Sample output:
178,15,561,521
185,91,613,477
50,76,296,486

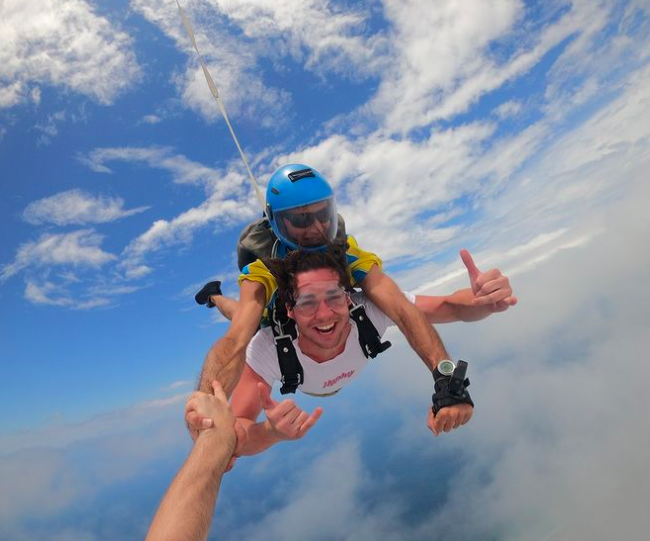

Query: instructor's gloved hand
427,403,473,436
258,383,323,441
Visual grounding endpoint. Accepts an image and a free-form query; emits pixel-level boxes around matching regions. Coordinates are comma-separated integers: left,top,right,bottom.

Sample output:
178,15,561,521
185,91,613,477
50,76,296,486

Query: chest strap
349,303,392,358
270,301,303,395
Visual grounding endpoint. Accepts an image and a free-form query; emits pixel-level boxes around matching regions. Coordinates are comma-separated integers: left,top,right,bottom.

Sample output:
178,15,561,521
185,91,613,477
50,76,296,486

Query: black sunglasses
282,206,332,228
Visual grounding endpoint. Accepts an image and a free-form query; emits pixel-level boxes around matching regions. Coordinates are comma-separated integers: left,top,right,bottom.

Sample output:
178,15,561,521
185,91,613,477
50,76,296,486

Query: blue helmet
266,164,338,250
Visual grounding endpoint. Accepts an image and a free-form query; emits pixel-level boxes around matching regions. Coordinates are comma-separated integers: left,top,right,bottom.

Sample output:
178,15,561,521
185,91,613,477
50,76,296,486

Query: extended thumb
257,382,275,409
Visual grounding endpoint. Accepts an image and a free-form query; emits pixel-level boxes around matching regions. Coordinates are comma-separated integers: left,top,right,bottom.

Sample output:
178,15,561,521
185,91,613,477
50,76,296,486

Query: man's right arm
229,366,322,456
197,280,265,396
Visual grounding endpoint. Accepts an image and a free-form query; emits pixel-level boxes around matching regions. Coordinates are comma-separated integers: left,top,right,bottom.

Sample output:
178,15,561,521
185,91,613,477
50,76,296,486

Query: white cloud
80,146,222,187
140,114,162,124
161,380,192,392
367,0,524,133
34,110,66,145
120,190,255,271
238,439,404,541
0,392,188,457
361,145,650,540
275,9,650,265
0,230,116,282
366,1,629,135
0,392,189,529
132,0,290,125
494,99,523,119
131,0,389,125
23,189,149,226
0,0,141,109
78,146,260,271
203,0,388,77
0,449,89,522
67,2,649,280
24,280,112,309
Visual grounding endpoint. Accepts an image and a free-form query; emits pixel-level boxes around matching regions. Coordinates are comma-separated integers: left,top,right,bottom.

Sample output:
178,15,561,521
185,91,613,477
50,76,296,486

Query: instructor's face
282,201,331,247
288,268,351,358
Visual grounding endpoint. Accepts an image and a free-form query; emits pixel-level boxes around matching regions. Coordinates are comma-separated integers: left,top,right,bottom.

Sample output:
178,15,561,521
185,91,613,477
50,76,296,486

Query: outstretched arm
358,266,474,438
360,265,449,371
197,280,265,397
414,249,518,323
146,382,236,541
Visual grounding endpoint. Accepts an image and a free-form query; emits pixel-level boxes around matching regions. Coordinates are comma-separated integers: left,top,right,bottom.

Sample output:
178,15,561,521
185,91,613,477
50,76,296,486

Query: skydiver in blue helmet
192,164,516,434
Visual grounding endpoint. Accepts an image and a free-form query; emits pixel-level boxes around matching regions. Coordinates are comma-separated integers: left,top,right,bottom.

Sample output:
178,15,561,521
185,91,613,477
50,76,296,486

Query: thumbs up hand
460,249,518,313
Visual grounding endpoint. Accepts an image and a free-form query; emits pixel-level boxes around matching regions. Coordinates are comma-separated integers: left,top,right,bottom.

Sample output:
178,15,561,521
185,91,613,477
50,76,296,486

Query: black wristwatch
431,359,474,414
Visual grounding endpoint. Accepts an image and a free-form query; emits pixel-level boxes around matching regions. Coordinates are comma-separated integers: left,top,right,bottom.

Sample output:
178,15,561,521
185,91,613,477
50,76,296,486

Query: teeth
316,323,335,332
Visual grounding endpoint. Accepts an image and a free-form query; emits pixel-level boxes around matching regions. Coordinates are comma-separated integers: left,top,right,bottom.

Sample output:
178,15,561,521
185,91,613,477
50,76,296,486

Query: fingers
427,409,439,436
267,400,323,440
275,402,302,425
428,405,473,436
185,407,211,431
257,382,277,410
472,270,515,305
490,296,518,312
211,380,228,403
434,410,454,434
297,407,323,437
460,249,481,293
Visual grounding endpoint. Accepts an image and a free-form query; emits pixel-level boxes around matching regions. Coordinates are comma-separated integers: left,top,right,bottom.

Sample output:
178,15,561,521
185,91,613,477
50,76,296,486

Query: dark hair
264,241,352,308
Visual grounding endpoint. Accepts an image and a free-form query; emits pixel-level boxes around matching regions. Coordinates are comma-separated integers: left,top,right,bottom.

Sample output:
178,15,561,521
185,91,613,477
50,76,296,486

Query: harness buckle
280,373,302,387
349,303,365,318
273,333,294,352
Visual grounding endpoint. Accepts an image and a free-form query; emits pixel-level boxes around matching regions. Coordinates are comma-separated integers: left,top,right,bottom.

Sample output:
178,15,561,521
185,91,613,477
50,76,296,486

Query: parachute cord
175,0,266,213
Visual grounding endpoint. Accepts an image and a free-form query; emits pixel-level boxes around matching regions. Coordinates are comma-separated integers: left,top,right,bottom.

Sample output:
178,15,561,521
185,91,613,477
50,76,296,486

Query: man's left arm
359,265,448,371
359,265,474,437
414,249,518,323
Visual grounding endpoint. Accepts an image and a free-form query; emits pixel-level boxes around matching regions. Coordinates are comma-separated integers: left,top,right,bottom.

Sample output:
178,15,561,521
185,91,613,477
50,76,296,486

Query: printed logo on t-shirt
323,370,355,389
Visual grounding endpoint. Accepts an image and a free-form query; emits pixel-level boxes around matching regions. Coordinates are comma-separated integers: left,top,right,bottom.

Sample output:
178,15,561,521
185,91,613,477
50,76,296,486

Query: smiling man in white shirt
187,244,517,462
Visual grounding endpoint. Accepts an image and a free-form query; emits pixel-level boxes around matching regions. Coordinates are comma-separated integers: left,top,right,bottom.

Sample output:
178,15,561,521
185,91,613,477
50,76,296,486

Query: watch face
438,360,455,376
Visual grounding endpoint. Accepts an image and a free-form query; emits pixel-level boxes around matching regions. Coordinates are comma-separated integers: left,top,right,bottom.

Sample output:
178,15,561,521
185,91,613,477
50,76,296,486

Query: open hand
427,403,473,436
258,383,323,441
460,249,518,313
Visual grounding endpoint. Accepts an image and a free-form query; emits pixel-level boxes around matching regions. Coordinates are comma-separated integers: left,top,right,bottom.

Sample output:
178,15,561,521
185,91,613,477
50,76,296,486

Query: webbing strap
270,300,302,394
349,303,392,359
175,0,266,212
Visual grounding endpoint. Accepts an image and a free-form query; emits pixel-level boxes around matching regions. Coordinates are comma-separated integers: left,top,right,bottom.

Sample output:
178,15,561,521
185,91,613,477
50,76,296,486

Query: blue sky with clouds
1,0,650,539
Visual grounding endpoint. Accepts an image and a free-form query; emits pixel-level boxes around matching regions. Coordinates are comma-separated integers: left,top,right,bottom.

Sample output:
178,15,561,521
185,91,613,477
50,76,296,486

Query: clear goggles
291,281,349,316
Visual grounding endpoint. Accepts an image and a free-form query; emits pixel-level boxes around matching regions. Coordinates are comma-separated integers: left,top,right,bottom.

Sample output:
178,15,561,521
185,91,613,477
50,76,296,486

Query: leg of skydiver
210,295,239,321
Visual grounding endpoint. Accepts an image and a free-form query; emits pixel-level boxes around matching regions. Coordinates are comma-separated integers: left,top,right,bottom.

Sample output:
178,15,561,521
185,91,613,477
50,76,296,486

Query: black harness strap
349,303,392,358
270,301,303,395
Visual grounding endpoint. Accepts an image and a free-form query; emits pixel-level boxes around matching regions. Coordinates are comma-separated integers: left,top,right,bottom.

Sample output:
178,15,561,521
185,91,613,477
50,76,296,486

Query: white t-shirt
245,291,414,396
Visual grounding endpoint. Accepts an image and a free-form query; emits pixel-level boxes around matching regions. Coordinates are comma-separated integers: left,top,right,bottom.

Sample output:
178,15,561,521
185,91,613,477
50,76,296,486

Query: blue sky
1,0,650,539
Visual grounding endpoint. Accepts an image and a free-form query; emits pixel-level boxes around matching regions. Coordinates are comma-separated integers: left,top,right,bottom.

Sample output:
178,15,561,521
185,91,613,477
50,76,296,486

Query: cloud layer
23,189,149,226
0,0,140,109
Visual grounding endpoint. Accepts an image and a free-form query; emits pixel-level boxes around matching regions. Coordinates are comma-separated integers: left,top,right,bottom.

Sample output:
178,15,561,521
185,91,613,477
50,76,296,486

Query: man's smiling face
288,268,352,362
